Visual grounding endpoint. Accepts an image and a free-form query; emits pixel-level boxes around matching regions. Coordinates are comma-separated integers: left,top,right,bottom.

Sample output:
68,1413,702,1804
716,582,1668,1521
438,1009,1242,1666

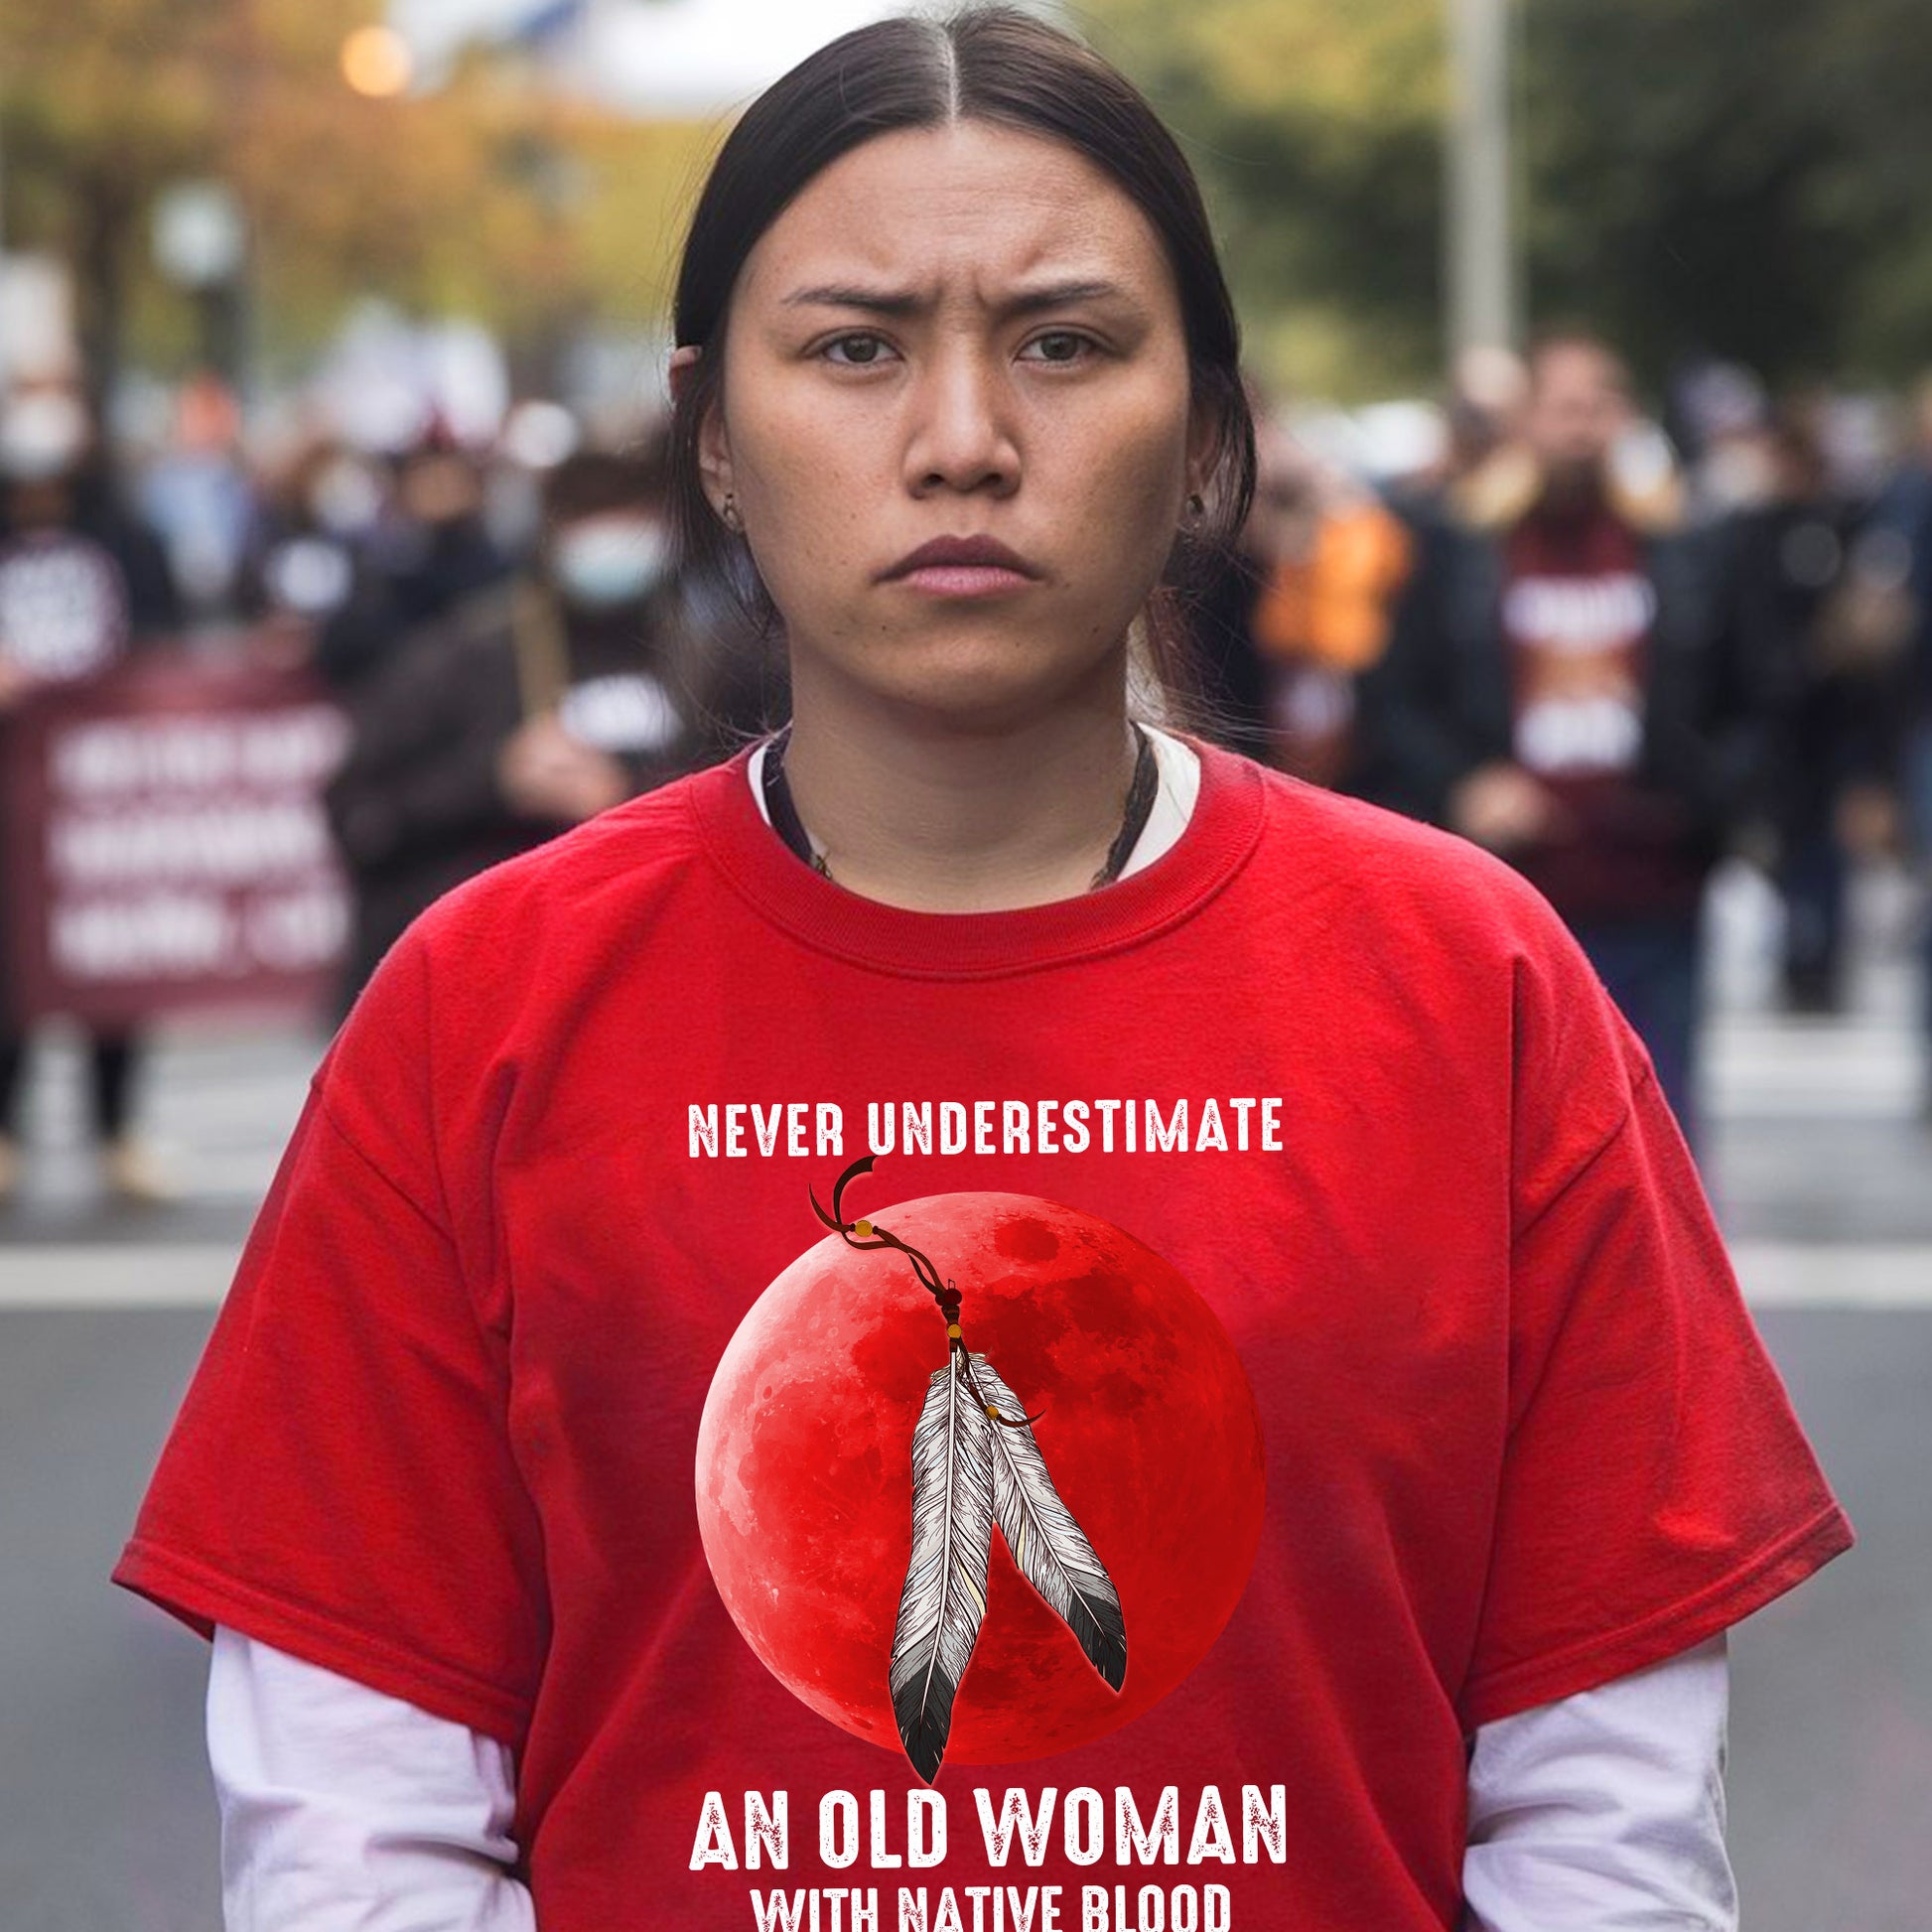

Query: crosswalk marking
0,1245,239,1307
1728,1243,1932,1308
3,1237,1926,1311
1701,1015,1925,1121
7,1015,1924,1164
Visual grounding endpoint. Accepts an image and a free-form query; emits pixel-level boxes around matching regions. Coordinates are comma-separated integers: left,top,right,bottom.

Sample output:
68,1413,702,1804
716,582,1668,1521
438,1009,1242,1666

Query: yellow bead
854,1218,872,1237
985,1405,999,1419
946,1323,962,1338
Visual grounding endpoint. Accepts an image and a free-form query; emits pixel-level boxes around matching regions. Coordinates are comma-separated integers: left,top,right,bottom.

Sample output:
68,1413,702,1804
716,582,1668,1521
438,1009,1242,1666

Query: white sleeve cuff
207,1623,537,1932
1462,1631,1735,1931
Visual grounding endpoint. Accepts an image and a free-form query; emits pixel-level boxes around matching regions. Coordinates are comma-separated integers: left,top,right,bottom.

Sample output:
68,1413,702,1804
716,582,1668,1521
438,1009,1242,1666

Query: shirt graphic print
696,1152,1265,1790
1501,516,1655,779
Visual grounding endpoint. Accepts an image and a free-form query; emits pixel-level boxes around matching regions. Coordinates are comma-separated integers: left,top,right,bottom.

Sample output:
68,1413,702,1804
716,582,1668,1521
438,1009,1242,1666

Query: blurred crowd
0,366,773,1202
3,329,1932,1198
1200,336,1932,1153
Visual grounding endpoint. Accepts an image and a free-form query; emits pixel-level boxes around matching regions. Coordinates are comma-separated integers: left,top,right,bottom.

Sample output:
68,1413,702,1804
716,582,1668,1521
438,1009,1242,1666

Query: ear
668,344,736,519
1183,394,1221,510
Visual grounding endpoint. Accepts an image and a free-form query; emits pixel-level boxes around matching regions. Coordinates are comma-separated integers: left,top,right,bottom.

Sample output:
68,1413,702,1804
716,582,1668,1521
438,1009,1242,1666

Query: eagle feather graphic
808,1156,1128,1783
889,1357,997,1784
973,1353,1128,1692
888,1347,1128,1780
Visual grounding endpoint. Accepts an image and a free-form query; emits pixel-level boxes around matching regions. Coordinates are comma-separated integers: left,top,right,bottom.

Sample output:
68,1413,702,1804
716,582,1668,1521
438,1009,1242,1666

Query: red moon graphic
695,1191,1265,1765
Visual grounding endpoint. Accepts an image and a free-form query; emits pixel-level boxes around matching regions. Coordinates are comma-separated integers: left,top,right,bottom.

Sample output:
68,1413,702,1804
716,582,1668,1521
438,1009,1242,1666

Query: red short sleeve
1455,908,1856,1730
109,929,545,1746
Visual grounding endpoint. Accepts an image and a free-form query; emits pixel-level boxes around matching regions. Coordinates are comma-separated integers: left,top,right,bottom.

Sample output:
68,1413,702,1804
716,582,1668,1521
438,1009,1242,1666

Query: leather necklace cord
759,720,1162,892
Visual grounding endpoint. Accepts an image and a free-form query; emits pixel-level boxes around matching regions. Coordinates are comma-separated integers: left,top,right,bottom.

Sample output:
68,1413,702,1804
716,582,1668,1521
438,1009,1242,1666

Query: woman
113,12,1852,1930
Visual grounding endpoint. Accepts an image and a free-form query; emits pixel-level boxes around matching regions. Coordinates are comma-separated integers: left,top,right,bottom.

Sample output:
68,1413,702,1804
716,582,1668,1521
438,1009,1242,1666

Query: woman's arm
207,1624,538,1932
1462,1632,1735,1931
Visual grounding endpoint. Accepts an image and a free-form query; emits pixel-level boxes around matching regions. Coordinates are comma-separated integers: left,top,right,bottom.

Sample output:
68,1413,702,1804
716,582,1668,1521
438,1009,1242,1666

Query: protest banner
0,649,350,1027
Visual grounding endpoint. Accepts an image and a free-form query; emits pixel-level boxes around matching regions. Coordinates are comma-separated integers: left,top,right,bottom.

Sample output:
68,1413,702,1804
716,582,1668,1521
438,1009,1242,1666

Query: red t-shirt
113,733,1852,1932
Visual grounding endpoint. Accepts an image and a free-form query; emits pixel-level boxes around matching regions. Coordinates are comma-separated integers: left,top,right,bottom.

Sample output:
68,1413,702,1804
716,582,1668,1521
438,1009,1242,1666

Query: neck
777,645,1146,913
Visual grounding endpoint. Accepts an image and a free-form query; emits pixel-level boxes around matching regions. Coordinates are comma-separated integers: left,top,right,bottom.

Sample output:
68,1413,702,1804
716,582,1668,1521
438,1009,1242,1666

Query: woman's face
679,119,1214,727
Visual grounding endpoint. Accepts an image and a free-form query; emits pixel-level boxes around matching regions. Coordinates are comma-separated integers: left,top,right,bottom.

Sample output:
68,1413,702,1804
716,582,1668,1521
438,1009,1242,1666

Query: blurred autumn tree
0,0,717,397
1077,0,1447,398
1084,0,1932,398
1523,0,1932,387
7,0,1932,406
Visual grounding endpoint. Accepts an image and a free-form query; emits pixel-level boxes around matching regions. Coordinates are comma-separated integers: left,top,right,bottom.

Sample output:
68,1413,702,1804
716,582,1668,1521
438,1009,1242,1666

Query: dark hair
666,4,1257,742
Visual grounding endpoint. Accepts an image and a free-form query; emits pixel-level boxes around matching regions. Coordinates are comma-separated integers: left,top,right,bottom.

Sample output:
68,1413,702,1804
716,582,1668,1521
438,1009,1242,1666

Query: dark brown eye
1025,332,1096,366
823,334,891,367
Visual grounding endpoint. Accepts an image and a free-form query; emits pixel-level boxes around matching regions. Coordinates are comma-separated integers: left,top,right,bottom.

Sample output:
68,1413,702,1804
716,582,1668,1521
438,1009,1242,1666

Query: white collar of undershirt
745,721,1200,883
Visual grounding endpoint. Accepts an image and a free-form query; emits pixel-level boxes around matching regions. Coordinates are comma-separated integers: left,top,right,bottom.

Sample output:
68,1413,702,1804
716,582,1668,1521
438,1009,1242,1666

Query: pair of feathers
889,1350,1127,1783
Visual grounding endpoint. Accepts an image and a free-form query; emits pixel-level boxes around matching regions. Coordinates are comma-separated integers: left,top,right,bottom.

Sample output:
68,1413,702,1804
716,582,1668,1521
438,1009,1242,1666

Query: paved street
2,860,1927,1930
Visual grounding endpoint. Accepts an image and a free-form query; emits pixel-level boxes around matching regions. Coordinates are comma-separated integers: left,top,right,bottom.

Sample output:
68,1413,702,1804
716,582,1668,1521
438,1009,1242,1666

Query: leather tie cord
759,720,1161,891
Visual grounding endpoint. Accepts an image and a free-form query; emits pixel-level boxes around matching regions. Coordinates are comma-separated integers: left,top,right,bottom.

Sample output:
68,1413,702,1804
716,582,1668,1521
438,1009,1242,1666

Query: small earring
722,490,743,533
1185,492,1205,521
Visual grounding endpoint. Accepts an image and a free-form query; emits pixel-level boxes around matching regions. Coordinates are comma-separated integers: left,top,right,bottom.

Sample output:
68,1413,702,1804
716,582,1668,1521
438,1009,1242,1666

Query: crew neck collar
745,721,1200,880
687,728,1266,979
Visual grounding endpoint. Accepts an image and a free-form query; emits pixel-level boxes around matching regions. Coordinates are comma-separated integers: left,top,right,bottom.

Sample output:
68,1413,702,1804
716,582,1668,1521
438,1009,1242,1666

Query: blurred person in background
322,433,754,1006
311,430,509,693
1863,372,1932,1116
136,372,259,624
1722,400,1910,1015
1186,399,1414,783
1243,411,1414,789
0,382,182,1205
1358,331,1773,1150
1671,358,1776,523
1435,344,1531,507
234,435,388,655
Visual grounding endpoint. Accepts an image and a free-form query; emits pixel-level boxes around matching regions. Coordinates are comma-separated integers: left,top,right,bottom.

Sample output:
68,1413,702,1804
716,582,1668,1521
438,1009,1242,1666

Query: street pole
1445,0,1516,358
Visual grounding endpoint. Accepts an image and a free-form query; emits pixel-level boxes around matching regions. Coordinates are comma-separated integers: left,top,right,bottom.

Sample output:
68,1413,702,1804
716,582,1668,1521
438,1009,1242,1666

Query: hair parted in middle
664,4,1258,740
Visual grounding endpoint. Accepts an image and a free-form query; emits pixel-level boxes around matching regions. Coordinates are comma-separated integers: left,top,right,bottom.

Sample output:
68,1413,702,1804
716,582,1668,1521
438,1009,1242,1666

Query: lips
881,535,1040,581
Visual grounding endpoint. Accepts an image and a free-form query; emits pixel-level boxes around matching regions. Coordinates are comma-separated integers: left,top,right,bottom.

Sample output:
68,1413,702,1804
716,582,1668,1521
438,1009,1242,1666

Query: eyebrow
779,278,1136,318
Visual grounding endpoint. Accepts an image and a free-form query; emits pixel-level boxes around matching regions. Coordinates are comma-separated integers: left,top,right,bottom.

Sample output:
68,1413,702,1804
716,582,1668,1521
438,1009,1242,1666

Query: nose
902,343,1021,499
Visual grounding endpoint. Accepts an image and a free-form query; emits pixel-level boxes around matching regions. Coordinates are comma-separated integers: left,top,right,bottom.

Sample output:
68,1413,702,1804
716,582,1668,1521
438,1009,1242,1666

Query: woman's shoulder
1234,753,1575,965
406,753,727,955
1230,756,1650,1150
